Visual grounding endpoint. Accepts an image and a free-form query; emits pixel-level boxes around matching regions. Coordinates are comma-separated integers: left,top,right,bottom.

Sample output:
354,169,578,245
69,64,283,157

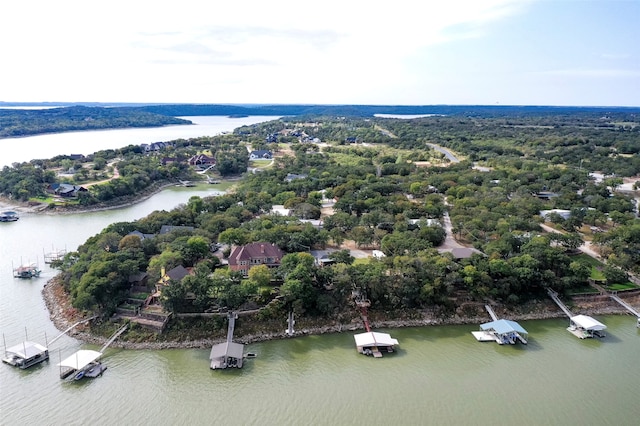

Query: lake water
1,118,640,425
0,115,281,167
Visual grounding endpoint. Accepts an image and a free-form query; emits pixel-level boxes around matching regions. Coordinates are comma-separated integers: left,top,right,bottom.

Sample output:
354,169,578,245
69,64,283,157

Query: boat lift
58,322,128,380
285,310,295,336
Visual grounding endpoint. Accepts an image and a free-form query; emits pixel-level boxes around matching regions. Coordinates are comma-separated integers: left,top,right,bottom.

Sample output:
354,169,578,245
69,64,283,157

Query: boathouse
568,315,607,339
209,341,245,369
2,341,49,369
475,319,529,344
354,331,398,358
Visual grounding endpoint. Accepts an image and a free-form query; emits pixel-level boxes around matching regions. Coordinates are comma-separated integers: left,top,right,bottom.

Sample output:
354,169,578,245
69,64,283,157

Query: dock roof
480,319,528,336
57,349,102,370
6,341,48,358
570,315,606,331
354,331,398,348
209,341,244,360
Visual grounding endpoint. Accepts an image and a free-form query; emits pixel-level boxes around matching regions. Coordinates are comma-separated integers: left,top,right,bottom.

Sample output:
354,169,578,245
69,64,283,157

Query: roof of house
165,265,190,282
128,271,148,283
127,230,155,240
249,150,272,158
451,247,482,259
228,242,284,266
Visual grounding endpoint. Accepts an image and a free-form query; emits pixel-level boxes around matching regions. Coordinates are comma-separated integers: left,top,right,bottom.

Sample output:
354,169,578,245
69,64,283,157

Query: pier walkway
609,293,640,326
484,305,498,321
547,289,573,318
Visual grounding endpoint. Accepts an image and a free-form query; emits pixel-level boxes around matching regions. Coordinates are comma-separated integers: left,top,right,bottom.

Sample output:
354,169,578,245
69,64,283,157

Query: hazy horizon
2,0,638,107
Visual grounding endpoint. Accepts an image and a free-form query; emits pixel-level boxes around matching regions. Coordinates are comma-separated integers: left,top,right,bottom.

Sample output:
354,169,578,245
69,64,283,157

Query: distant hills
1,103,639,138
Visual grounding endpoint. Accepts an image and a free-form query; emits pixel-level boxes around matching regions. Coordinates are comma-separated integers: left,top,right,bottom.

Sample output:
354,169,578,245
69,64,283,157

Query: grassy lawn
574,254,607,280
250,159,273,168
606,282,638,291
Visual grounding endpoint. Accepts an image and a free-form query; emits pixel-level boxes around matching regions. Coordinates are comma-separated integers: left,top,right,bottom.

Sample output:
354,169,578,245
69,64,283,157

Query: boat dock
13,262,41,279
44,247,67,264
210,312,246,369
471,305,528,345
608,293,640,327
353,293,398,357
58,322,127,380
3,337,49,369
547,289,607,338
285,310,295,336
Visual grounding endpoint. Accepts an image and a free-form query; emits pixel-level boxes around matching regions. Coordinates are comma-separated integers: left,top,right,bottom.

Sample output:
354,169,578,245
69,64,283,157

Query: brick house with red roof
228,242,284,276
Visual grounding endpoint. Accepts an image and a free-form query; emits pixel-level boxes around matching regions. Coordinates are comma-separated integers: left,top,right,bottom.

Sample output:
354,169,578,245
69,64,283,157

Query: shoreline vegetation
42,276,640,350
4,108,637,351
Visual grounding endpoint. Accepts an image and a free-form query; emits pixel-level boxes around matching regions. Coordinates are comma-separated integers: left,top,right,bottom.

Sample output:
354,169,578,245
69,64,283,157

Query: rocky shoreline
42,277,640,351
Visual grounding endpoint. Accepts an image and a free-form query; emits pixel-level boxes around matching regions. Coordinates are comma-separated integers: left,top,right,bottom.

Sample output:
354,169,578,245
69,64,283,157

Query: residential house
46,183,88,198
127,230,155,241
188,154,216,167
128,271,149,292
141,141,174,152
228,242,284,276
249,150,273,160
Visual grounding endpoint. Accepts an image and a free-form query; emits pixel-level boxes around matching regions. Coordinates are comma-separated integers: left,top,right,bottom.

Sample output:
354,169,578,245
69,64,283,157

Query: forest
43,111,640,329
0,106,191,137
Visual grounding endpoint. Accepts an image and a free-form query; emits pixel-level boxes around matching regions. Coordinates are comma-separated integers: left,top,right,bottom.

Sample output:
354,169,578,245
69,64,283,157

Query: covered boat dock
354,331,398,358
209,312,249,369
58,349,105,380
209,341,245,369
2,341,49,369
568,314,607,339
473,319,528,344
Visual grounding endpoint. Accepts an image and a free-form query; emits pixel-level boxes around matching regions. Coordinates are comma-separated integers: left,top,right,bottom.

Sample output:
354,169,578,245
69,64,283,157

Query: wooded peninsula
3,105,640,344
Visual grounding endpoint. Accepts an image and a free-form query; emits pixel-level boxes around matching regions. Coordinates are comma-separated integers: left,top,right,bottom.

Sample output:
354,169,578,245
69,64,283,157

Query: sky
1,0,638,106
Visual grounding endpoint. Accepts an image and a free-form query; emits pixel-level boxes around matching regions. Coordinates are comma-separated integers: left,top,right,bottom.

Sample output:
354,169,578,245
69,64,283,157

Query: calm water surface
0,115,281,167
1,120,640,425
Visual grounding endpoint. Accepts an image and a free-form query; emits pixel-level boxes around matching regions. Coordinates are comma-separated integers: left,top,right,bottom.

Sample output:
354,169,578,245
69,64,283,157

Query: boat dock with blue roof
471,305,528,344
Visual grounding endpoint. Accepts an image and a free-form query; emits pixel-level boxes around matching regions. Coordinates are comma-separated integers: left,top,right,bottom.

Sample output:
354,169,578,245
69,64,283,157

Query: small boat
0,211,19,222
2,341,49,369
